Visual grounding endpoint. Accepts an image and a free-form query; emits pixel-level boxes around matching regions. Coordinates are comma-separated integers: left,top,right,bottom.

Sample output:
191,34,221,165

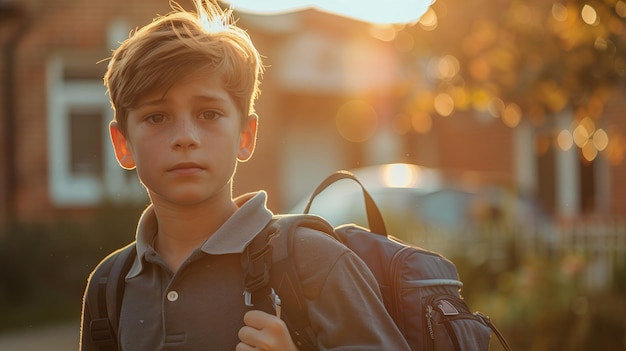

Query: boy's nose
171,118,200,149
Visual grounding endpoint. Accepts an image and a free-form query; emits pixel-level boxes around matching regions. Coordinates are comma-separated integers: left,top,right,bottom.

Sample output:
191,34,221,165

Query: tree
398,0,626,161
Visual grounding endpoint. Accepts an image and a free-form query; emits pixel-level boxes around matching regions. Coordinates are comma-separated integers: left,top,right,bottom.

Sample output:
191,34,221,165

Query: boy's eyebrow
191,93,231,104
132,97,165,109
133,92,230,109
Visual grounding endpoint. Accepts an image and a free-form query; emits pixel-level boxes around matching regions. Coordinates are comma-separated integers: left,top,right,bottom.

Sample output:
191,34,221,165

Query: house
1,0,624,229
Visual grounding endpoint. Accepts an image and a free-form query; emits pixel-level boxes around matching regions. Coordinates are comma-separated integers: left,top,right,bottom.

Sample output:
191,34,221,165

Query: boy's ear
109,121,136,170
237,114,258,162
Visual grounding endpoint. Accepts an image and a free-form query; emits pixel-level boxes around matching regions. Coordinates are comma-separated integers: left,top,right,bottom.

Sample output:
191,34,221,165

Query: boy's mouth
168,162,204,173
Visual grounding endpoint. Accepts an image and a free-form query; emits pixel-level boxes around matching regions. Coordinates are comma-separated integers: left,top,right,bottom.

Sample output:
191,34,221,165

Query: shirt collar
129,191,273,277
201,191,273,255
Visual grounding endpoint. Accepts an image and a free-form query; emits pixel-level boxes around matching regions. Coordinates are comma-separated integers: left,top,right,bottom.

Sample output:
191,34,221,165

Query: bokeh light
419,8,438,31
368,24,397,41
488,97,505,118
557,129,574,151
581,4,599,26
335,100,379,143
434,93,454,116
427,55,460,81
577,117,595,145
411,111,433,134
573,123,590,147
551,3,569,22
502,103,522,128
568,117,610,161
582,142,598,161
593,128,609,151
617,1,626,18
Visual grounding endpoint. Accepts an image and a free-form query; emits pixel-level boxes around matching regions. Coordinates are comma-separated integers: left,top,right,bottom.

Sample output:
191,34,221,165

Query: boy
79,0,410,350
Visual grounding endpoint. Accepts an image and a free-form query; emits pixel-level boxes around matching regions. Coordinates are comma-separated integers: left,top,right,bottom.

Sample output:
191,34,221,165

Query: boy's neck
151,197,239,272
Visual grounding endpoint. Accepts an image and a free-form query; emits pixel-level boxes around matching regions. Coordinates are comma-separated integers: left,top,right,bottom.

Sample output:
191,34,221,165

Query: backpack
243,170,511,351
86,170,511,351
85,242,136,350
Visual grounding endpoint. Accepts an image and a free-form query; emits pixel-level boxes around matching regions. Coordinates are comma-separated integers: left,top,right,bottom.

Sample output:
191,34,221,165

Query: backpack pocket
424,295,492,351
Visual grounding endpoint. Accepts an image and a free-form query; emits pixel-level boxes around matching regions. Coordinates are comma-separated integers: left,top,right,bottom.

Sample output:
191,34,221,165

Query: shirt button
167,291,179,302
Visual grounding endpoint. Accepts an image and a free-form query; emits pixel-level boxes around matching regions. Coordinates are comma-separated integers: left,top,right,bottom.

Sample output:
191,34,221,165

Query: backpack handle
303,170,387,235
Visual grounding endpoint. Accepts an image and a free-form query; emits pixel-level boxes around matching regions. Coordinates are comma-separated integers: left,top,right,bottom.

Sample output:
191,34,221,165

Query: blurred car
289,163,551,263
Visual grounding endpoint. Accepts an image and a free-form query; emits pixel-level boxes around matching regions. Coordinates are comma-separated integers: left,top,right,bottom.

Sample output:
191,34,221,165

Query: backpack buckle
90,318,117,346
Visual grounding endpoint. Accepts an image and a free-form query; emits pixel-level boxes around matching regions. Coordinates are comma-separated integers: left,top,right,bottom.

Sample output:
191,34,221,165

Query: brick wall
605,89,626,216
434,111,514,178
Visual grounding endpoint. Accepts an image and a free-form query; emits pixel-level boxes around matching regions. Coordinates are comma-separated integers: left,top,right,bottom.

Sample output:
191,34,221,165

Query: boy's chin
149,189,225,207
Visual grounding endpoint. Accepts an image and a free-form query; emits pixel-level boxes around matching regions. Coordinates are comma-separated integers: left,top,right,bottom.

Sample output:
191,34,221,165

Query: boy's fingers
239,310,296,351
243,310,282,330
237,324,257,341
238,324,271,350
236,326,259,351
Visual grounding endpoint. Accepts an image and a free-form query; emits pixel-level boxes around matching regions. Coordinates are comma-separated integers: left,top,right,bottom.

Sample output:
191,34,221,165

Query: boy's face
109,68,257,206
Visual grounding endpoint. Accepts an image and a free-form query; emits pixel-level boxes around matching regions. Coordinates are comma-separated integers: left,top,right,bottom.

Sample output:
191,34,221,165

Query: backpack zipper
389,246,413,323
426,305,435,340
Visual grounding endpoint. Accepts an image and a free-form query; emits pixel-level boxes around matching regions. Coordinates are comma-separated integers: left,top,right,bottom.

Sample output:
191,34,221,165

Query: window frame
46,55,144,206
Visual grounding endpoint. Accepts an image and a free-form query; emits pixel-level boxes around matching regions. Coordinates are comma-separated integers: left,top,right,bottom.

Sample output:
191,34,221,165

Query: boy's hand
237,310,299,351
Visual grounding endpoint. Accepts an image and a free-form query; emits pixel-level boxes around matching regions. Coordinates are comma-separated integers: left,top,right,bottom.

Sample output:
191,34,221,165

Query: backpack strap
87,242,137,351
303,170,387,235
475,312,512,351
242,222,274,308
243,214,336,351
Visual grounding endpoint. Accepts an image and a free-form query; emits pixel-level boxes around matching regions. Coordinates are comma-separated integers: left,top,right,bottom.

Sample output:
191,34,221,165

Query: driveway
0,321,78,351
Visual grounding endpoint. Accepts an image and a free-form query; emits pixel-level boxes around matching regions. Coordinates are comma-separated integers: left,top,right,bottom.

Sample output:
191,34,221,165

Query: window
69,109,104,176
534,113,611,218
535,132,556,217
46,55,145,206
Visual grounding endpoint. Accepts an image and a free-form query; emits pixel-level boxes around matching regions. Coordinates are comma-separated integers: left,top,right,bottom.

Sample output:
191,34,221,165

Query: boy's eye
200,110,222,120
146,114,167,124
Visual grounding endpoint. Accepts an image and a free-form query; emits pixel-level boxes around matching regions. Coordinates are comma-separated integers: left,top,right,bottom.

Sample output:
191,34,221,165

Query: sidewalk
0,321,78,351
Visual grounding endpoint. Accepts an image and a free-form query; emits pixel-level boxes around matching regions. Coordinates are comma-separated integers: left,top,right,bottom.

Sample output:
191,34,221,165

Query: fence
407,215,626,291
548,216,626,291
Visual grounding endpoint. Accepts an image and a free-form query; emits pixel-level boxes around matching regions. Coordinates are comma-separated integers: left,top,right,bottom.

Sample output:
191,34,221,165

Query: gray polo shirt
89,191,410,350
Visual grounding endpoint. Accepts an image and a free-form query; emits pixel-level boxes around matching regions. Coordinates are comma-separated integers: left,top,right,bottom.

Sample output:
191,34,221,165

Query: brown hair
104,0,263,135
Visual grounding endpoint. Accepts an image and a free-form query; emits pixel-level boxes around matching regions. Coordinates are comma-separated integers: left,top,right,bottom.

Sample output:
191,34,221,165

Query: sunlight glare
223,0,434,24
380,163,419,188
